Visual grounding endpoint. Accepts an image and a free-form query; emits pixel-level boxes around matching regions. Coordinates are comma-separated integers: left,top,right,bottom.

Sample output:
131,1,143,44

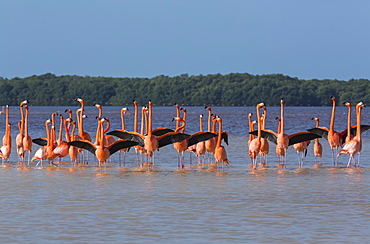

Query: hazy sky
1,1,370,80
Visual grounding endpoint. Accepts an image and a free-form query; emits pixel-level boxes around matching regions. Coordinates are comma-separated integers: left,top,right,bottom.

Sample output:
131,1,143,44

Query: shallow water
0,105,369,243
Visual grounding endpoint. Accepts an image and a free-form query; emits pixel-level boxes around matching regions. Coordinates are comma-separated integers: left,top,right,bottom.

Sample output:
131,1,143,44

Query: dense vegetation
0,73,369,106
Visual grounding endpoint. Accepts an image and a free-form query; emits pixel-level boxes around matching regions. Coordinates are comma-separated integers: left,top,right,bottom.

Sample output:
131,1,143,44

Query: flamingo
64,109,73,140
247,113,255,148
69,118,138,166
53,117,71,162
247,116,257,164
311,117,323,163
195,114,207,165
293,140,310,167
343,102,354,144
0,105,11,164
31,119,51,166
338,102,365,167
214,116,229,167
260,107,269,165
46,124,58,163
132,101,145,162
249,116,262,169
248,103,264,168
76,98,92,142
248,103,264,169
250,100,321,167
116,108,129,166
16,100,28,162
173,107,189,168
2,105,10,146
274,117,285,163
22,105,33,164
68,120,79,165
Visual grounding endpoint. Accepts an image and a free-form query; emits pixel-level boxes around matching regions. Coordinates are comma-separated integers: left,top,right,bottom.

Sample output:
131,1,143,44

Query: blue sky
1,1,370,80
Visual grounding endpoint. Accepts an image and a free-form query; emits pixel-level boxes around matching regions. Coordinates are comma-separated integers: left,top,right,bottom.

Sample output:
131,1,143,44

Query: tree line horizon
0,72,368,106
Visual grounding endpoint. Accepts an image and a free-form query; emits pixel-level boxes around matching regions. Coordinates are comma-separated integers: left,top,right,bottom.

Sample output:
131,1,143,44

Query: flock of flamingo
0,99,227,169
0,96,368,170
248,97,369,169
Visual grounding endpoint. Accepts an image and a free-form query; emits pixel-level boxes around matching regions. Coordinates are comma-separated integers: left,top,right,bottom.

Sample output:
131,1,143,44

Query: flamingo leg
283,149,287,168
357,152,361,167
331,148,336,166
296,151,301,167
346,155,353,168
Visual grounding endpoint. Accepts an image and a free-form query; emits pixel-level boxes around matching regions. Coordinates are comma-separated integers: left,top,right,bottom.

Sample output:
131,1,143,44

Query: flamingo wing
158,132,191,148
187,132,217,148
359,125,370,134
288,132,321,146
221,131,229,145
307,127,329,140
106,130,145,147
340,125,370,145
249,129,278,144
108,140,138,155
152,128,175,136
68,140,96,155
32,138,48,146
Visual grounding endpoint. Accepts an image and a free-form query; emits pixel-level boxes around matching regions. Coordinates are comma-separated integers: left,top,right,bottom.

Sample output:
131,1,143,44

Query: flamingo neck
141,108,145,135
216,119,222,148
280,102,285,134
148,102,153,135
181,109,186,133
46,122,51,147
330,99,336,131
98,107,102,118
71,123,76,139
356,105,362,140
64,119,71,142
134,103,138,133
58,116,63,142
208,109,212,132
315,119,319,143
175,105,180,129
20,106,25,135
175,120,186,133
5,106,8,130
199,116,203,132
258,117,263,140
24,107,29,137
121,111,125,130
347,105,351,141
99,120,105,147
5,106,9,138
104,120,110,134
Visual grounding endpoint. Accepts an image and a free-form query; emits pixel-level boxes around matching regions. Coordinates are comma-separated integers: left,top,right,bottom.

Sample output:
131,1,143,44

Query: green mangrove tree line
0,73,369,106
